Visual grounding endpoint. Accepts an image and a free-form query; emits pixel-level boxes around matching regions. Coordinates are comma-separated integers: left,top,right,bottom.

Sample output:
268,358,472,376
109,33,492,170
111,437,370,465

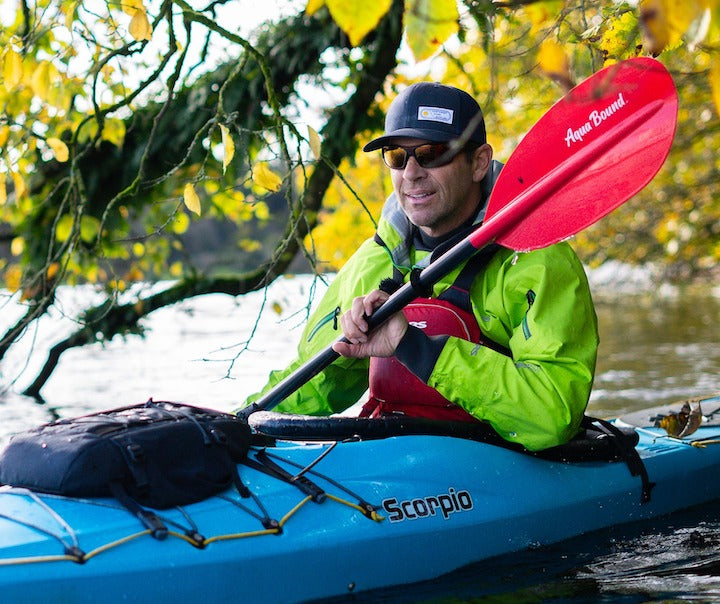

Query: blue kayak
1,395,720,603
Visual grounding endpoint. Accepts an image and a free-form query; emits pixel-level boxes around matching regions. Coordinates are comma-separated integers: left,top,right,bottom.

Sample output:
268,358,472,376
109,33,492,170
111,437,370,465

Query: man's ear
471,144,493,183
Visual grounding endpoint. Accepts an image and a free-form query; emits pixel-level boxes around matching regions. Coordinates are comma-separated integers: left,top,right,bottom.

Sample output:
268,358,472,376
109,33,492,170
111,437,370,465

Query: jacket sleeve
240,239,391,416
395,242,599,451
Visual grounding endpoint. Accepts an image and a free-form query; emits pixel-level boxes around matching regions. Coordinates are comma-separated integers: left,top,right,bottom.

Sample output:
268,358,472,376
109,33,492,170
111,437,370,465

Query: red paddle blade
474,57,678,251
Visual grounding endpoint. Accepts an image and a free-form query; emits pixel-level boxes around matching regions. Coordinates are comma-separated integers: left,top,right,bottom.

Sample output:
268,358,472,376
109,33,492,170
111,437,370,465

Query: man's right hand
331,289,408,359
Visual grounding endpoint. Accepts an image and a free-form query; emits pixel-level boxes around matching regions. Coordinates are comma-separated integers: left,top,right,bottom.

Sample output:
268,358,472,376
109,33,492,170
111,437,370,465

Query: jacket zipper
522,290,536,339
306,306,341,342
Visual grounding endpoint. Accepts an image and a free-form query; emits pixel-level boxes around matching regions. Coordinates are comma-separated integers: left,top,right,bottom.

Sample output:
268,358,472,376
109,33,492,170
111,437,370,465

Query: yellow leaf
172,211,190,234
47,262,60,280
404,0,459,62
325,0,393,46
47,137,70,162
11,172,26,199
308,125,322,160
10,237,24,256
64,2,78,29
710,60,720,118
0,179,5,206
129,9,153,41
0,126,10,147
3,49,23,91
109,278,127,292
133,242,145,257
183,183,201,215
254,162,283,192
102,118,127,147
169,261,183,277
220,124,235,173
4,265,22,292
537,39,574,91
122,0,145,16
305,0,325,15
31,62,51,100
638,0,704,55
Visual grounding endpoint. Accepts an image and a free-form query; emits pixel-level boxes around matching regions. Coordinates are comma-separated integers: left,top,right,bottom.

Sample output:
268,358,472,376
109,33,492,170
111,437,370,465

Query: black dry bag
0,400,252,537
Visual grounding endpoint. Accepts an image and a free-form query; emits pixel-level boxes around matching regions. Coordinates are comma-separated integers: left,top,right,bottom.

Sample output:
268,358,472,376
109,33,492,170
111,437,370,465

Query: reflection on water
590,290,720,417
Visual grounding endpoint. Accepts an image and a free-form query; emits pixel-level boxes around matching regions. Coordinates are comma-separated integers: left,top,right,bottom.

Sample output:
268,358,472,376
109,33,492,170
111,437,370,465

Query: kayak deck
1,413,720,602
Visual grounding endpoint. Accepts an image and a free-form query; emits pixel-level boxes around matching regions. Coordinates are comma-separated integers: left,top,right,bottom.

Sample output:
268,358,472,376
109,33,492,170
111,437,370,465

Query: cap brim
362,128,454,152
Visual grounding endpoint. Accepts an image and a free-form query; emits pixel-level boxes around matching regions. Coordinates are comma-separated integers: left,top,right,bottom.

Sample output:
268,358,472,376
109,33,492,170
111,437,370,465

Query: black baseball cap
363,82,486,152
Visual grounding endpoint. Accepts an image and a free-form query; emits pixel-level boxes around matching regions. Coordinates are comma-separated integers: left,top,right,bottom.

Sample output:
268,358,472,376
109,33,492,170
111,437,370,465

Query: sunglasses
381,143,458,170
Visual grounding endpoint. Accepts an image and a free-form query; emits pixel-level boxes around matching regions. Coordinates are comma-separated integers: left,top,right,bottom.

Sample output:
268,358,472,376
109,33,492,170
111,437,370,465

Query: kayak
1,394,720,603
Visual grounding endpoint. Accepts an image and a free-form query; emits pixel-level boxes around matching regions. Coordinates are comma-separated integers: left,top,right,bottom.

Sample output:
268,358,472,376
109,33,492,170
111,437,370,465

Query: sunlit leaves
10,237,24,256
55,215,100,243
308,126,322,160
30,62,52,100
305,0,324,16
316,0,393,46
220,124,235,174
253,162,283,192
172,211,191,235
537,40,573,91
600,11,640,63
3,48,22,91
11,173,27,200
127,2,153,42
80,216,100,242
405,0,459,61
4,265,22,292
638,0,707,55
183,183,202,215
307,150,388,271
46,138,69,162
710,60,720,117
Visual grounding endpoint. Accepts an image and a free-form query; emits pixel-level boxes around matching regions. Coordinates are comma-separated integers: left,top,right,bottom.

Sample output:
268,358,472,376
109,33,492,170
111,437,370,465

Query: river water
1,267,719,602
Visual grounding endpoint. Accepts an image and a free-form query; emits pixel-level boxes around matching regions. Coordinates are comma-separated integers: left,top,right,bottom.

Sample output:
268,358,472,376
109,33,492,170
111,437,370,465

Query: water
1,270,720,602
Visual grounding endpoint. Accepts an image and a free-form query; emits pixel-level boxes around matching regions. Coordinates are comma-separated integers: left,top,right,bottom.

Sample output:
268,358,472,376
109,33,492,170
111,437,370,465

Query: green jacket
244,179,599,451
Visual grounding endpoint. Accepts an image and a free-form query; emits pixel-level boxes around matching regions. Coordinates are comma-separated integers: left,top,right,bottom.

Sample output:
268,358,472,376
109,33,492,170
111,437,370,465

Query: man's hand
332,289,408,359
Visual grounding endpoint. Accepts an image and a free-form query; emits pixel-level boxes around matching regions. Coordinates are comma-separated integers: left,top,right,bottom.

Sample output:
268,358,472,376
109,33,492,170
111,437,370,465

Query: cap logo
417,106,454,125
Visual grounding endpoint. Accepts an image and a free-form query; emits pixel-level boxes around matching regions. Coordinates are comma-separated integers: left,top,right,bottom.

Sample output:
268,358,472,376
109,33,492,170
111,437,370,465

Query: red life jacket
361,246,508,422
363,296,482,421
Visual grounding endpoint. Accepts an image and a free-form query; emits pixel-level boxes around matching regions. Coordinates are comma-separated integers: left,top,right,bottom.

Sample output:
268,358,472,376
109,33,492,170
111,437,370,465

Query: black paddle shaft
237,239,480,418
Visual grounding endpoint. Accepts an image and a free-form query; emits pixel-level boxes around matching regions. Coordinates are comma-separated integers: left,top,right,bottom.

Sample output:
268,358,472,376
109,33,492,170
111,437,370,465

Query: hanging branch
21,0,404,399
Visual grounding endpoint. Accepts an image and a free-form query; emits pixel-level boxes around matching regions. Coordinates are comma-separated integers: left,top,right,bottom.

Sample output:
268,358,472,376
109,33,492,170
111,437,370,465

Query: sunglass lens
383,147,407,169
415,144,448,167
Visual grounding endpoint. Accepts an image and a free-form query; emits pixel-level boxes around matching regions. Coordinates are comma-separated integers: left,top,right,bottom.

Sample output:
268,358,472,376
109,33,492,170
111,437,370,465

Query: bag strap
582,416,655,503
109,482,168,540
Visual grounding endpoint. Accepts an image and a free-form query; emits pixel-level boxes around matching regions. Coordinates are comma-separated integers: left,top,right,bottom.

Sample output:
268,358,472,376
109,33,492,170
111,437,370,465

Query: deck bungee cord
0,443,383,567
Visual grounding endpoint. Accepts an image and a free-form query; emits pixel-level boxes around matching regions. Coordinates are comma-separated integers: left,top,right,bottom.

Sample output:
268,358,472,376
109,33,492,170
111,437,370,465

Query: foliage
309,0,720,276
1,0,720,397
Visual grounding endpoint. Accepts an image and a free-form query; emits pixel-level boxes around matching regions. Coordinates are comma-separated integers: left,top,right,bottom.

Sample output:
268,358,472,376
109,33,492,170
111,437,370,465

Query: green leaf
405,0,459,62
79,216,100,242
55,214,73,242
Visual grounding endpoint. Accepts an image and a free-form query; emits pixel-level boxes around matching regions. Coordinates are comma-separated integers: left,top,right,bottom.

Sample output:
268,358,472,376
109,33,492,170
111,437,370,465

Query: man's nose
403,156,426,179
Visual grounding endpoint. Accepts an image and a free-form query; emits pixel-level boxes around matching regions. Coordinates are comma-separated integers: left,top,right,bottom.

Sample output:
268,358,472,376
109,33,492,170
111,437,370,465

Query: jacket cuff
394,326,448,383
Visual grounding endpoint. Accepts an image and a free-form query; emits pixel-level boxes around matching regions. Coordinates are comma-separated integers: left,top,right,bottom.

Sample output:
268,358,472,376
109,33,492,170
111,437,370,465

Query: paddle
239,57,678,419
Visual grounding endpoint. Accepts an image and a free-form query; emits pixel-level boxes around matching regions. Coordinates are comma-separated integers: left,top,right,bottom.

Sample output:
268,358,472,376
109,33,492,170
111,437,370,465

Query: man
243,82,599,451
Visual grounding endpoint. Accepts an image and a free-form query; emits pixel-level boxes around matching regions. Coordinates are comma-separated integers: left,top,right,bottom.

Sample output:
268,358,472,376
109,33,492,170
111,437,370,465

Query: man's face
388,138,492,237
